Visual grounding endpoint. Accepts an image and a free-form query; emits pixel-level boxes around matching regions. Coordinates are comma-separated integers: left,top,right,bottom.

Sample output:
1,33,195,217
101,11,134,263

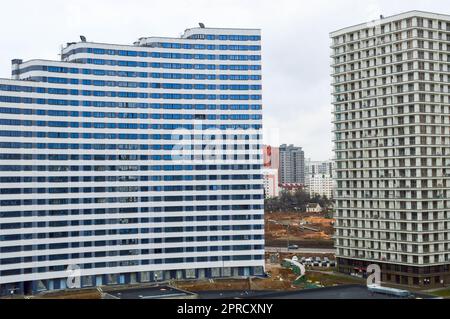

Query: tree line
265,189,334,213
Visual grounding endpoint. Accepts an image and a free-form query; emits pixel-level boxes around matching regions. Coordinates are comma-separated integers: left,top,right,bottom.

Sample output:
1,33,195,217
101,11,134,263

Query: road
265,247,336,254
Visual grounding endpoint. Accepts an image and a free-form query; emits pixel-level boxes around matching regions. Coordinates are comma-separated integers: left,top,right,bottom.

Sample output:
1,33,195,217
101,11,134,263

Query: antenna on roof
80,35,87,42
58,44,63,61
199,22,205,28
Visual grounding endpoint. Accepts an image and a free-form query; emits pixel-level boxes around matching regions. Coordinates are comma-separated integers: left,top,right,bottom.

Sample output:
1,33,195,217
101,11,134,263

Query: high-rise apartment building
0,26,265,295
279,144,305,185
305,160,334,198
332,11,450,287
305,159,333,177
306,174,334,199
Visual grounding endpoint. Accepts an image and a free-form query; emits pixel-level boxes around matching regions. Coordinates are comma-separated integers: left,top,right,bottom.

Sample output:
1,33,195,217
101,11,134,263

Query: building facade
305,159,335,198
305,159,333,177
279,183,304,194
332,11,450,287
262,168,279,198
306,203,322,213
262,145,280,198
262,145,279,169
0,27,265,295
306,174,334,199
279,144,305,185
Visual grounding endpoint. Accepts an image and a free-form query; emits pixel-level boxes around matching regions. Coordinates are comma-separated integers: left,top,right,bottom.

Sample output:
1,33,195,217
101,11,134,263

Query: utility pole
287,224,290,249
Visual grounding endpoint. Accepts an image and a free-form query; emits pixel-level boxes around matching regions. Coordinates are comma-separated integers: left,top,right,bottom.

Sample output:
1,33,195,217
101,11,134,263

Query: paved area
105,285,196,299
196,290,278,299
196,285,437,299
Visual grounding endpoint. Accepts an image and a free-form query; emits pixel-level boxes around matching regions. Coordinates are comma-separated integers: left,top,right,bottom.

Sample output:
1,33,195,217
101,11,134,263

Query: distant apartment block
305,159,335,198
279,183,304,194
332,11,450,287
262,145,279,169
262,168,279,198
306,174,335,199
262,145,280,198
279,144,305,185
305,159,334,177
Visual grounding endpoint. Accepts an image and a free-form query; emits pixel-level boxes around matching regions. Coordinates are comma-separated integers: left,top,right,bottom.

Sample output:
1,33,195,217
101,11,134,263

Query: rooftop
331,10,450,37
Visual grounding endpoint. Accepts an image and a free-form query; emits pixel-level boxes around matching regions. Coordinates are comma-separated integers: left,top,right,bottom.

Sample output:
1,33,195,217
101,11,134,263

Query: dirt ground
265,211,335,247
175,276,296,292
32,289,102,299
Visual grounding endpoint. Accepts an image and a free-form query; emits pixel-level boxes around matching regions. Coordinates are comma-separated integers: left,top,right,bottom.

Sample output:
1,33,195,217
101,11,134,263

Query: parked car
287,244,299,250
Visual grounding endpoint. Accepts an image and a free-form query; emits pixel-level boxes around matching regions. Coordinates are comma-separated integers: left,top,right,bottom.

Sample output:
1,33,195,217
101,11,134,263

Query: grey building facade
279,144,305,185
332,11,450,287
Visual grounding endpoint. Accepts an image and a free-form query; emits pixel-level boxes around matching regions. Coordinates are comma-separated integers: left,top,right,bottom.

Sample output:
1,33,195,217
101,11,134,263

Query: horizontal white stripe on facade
0,239,265,259
0,229,264,248
0,209,264,224
0,219,264,234
0,249,266,272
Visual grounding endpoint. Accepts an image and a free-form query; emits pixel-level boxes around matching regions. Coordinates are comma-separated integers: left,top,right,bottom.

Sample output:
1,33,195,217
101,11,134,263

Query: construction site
265,211,335,249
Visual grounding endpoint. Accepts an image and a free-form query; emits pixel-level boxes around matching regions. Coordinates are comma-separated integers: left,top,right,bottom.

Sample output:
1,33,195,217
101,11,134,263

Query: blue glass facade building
0,27,264,295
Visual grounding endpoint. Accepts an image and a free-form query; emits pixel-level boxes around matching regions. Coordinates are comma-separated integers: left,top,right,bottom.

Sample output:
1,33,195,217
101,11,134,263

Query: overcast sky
1,0,449,160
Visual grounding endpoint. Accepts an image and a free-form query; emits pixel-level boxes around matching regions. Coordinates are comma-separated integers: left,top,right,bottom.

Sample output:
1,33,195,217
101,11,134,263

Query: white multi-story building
332,11,450,287
306,174,334,199
0,26,265,295
262,168,279,198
